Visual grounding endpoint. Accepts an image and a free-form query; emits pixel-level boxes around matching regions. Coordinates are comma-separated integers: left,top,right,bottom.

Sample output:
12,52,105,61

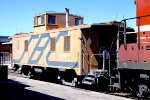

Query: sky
0,0,136,36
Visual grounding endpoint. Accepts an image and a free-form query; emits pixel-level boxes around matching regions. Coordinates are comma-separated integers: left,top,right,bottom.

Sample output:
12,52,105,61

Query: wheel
27,71,33,78
71,78,78,87
137,84,149,98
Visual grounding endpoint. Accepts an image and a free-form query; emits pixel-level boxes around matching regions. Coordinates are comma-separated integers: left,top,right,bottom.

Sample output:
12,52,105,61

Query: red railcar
113,0,150,97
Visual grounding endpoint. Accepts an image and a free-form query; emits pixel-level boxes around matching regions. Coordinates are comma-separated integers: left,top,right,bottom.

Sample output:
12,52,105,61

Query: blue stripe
55,31,68,43
46,51,78,68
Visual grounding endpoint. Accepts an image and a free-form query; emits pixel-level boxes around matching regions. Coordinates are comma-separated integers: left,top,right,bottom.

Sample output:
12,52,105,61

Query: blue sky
0,0,136,36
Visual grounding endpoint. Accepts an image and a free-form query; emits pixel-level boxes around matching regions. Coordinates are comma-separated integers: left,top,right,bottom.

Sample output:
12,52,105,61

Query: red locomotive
112,0,150,97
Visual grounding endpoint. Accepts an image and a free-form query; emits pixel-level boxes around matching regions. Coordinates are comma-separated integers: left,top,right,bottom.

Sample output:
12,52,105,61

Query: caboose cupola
33,11,83,33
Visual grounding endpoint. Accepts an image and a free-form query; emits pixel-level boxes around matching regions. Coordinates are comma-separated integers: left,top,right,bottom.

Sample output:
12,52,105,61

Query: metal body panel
118,0,150,71
119,43,150,62
118,61,150,71
136,0,150,26
118,42,150,70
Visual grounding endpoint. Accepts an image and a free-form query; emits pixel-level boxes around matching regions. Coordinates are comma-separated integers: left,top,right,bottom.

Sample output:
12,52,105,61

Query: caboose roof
43,21,121,33
13,21,121,37
34,11,83,18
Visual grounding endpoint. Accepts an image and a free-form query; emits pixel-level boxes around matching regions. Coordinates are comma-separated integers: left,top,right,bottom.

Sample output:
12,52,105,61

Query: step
88,73,96,76
109,83,120,88
95,70,108,75
82,78,96,85
84,77,95,81
110,76,116,79
110,75,119,80
87,74,95,78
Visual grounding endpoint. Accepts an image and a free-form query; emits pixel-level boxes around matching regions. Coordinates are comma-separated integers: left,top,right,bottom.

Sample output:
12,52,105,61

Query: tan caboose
12,11,120,86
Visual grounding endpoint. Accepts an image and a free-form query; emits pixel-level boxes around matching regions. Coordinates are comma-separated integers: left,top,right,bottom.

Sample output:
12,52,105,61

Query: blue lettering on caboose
28,33,50,64
46,31,78,68
13,31,78,68
13,34,39,63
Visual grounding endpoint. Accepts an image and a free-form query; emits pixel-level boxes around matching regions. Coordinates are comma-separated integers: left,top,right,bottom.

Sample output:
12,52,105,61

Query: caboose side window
64,36,70,51
34,17,37,26
50,38,56,51
24,40,28,52
48,15,56,24
75,18,82,26
41,15,45,25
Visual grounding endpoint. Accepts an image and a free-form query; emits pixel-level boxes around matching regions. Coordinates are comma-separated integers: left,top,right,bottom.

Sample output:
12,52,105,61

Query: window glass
48,15,56,24
50,38,56,51
64,36,70,51
75,18,82,25
24,40,28,52
34,17,37,26
41,15,45,25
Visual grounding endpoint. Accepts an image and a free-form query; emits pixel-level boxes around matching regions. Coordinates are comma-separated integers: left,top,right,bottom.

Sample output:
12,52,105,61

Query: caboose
12,9,122,87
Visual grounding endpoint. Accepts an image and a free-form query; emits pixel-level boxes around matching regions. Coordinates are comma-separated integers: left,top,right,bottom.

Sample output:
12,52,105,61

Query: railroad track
8,71,137,100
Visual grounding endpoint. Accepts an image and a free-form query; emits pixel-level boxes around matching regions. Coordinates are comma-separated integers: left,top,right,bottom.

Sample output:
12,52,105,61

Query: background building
0,36,12,67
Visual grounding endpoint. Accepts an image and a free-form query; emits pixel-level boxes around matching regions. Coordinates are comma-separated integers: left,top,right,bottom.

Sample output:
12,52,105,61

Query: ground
0,75,134,100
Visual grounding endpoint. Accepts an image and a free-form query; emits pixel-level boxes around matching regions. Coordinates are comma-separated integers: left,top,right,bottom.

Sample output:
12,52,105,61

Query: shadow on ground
0,79,64,100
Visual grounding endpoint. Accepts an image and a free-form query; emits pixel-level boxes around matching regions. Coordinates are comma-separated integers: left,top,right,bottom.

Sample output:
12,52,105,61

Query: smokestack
65,8,69,27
